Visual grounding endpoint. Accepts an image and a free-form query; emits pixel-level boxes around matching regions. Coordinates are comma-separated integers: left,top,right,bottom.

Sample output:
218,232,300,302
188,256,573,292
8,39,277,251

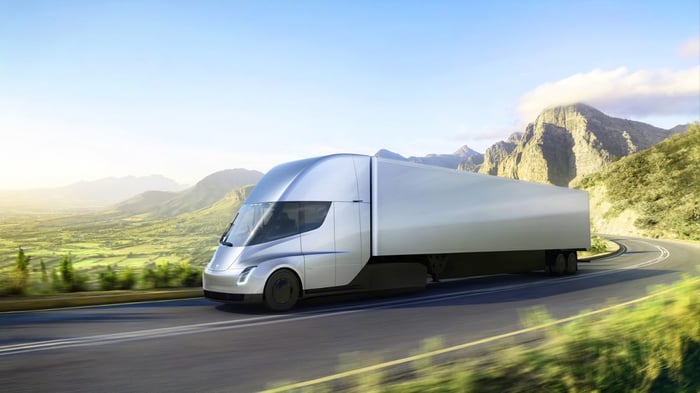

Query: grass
268,274,700,392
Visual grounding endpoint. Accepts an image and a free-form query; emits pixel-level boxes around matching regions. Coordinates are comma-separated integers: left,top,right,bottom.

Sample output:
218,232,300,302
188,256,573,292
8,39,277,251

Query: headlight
238,266,257,285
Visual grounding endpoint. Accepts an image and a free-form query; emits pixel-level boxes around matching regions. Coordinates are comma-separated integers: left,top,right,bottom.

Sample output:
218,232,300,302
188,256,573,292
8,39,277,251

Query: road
1,236,698,392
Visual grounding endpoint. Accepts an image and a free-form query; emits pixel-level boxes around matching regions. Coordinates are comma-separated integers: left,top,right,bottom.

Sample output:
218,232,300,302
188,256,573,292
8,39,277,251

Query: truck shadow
216,267,679,314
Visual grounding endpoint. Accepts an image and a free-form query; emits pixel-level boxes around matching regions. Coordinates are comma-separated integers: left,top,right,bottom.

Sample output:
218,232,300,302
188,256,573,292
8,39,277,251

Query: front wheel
263,269,300,311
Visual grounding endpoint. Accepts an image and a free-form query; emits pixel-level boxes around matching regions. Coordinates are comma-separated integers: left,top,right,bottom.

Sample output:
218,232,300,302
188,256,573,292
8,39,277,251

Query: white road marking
0,241,670,356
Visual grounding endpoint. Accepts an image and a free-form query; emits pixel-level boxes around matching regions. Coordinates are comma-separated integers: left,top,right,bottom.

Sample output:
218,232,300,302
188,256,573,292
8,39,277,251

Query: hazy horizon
2,1,698,189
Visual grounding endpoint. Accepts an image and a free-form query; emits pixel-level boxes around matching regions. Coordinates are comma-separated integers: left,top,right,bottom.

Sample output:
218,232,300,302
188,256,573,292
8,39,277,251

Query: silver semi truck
203,154,590,310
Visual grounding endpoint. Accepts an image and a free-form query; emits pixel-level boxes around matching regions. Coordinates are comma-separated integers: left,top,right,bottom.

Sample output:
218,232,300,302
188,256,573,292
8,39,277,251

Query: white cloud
517,66,700,123
678,36,700,58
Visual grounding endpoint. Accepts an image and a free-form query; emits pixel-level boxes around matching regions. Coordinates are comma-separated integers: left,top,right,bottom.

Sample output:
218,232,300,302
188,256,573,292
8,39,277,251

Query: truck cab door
301,206,336,290
334,200,370,286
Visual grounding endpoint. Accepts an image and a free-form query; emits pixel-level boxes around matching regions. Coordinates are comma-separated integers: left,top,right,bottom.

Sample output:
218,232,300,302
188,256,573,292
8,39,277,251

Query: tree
5,247,33,295
60,254,74,287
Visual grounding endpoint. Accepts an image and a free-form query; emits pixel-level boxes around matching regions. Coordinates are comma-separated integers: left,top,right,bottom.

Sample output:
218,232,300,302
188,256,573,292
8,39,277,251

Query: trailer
203,154,590,310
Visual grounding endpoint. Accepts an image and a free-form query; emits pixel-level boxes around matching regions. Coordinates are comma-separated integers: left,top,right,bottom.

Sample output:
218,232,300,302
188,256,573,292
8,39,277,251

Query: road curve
1,236,698,392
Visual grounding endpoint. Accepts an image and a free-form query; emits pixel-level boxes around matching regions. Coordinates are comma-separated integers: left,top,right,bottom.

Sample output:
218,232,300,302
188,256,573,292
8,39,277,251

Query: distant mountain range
376,103,692,187
0,170,263,214
0,175,186,213
375,145,484,170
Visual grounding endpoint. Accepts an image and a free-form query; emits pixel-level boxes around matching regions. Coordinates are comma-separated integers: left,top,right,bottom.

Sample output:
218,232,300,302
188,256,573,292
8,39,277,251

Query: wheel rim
271,277,292,304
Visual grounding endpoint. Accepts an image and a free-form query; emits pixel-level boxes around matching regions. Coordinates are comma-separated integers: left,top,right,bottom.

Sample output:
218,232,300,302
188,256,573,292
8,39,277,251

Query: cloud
677,36,700,58
517,66,700,123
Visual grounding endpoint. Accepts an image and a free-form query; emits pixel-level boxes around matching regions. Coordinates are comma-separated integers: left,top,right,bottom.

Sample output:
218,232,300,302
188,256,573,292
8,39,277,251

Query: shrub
99,265,118,290
118,267,137,290
175,262,203,287
1,247,32,296
58,254,87,292
142,261,174,288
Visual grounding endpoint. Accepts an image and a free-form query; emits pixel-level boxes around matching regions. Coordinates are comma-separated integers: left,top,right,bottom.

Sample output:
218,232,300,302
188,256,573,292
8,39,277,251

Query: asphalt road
1,236,698,392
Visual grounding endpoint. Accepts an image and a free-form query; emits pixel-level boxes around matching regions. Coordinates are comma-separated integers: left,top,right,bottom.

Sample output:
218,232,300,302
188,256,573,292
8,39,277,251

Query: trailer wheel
565,252,578,275
552,252,567,276
263,269,300,311
544,252,554,276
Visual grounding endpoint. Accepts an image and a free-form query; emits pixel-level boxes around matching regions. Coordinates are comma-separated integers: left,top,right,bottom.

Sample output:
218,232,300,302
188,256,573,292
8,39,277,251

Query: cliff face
479,132,521,175
478,104,670,186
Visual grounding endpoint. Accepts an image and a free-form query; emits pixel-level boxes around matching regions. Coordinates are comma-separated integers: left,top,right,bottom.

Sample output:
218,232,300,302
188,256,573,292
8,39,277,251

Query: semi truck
203,154,590,310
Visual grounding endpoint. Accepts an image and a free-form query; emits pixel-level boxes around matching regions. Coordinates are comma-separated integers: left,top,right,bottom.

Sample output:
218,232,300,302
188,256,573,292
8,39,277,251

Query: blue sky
1,0,698,188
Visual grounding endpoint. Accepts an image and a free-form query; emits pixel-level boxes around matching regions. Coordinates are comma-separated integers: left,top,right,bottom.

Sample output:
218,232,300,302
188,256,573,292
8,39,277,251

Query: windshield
221,202,331,247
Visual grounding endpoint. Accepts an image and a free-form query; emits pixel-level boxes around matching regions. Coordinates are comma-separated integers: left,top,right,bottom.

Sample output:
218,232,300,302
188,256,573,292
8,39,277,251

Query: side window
299,202,331,233
244,202,332,245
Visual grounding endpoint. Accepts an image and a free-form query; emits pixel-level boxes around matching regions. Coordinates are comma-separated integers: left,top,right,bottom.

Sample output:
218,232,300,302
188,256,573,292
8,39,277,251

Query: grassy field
0,189,247,287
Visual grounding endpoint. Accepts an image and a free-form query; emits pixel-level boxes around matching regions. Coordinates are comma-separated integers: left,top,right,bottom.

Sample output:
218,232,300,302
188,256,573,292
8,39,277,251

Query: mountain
476,132,522,174
112,190,178,216
375,145,484,170
0,175,185,213
576,123,699,239
478,103,671,186
62,175,185,204
668,123,691,135
143,169,263,218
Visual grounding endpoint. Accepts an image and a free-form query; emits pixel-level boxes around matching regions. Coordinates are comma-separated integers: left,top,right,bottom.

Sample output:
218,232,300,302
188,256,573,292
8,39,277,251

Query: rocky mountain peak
477,103,670,186
453,145,480,158
374,149,408,161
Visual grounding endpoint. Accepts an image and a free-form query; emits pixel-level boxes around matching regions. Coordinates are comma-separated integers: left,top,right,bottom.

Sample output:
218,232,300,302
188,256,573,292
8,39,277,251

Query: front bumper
202,265,267,300
203,290,263,304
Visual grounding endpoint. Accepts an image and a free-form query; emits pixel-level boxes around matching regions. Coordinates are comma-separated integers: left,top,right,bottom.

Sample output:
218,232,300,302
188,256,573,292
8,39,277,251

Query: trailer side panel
371,158,590,256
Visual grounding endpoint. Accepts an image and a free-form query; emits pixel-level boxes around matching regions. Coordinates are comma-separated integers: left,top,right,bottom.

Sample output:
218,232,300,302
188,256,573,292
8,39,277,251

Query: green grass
269,275,700,392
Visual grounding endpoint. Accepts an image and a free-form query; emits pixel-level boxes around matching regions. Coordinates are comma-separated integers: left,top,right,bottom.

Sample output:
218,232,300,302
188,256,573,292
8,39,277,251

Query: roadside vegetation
271,275,700,392
577,235,618,259
0,247,203,296
577,123,700,240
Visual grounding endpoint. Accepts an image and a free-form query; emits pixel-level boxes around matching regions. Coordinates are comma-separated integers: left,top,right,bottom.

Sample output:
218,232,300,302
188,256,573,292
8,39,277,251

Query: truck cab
203,154,371,310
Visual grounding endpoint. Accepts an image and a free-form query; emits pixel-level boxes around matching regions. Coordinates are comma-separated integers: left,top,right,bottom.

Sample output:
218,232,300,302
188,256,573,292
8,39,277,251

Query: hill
112,190,178,216
479,103,671,186
575,123,700,239
113,168,263,218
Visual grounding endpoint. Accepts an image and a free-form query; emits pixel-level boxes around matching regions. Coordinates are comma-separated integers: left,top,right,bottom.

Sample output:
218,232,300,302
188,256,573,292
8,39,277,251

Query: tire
263,269,300,311
552,252,566,276
565,252,578,275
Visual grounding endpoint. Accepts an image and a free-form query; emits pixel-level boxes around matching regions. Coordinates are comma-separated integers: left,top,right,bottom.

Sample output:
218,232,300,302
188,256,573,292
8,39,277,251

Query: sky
1,0,699,189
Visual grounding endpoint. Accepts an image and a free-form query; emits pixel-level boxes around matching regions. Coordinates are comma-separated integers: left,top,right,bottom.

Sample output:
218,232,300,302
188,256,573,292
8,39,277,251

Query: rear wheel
263,269,300,311
552,252,566,276
565,252,578,275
